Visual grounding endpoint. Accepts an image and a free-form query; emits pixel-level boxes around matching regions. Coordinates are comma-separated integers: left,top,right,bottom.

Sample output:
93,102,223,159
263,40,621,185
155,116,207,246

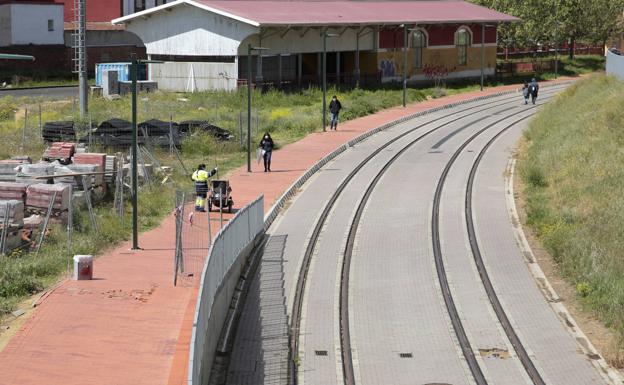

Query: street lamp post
130,55,163,250
322,32,339,131
403,25,408,107
554,1,559,79
247,45,269,172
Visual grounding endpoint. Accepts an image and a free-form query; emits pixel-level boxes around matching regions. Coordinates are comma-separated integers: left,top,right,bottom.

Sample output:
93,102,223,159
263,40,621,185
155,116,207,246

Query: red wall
380,24,497,49
57,0,122,23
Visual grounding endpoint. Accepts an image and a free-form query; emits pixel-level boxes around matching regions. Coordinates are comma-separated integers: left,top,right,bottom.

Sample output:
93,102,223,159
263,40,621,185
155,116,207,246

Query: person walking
329,95,342,131
259,132,274,172
521,82,530,105
191,164,218,212
529,78,539,105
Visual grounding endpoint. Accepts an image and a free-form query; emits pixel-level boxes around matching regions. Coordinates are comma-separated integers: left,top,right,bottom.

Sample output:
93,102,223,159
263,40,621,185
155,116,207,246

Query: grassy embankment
518,74,624,361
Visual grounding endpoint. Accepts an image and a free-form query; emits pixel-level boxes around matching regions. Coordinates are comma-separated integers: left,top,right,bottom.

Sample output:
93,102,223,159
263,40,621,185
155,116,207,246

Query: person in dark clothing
529,78,539,105
259,132,274,172
328,95,342,130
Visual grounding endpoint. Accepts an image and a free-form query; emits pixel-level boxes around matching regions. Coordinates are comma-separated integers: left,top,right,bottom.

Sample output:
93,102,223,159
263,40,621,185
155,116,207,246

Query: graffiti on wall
380,58,397,78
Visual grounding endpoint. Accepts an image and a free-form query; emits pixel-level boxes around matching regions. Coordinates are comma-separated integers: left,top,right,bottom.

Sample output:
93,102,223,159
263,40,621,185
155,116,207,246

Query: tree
471,0,624,58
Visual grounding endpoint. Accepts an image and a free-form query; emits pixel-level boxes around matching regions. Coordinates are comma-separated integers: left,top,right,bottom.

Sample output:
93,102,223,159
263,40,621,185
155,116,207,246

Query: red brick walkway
0,79,571,385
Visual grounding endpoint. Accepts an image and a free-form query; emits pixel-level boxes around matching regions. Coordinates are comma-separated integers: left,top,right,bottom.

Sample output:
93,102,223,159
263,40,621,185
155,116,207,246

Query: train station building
112,0,518,91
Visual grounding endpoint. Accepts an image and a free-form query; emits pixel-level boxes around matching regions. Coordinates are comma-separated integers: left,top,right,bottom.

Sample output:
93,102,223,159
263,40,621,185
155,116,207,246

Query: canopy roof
112,0,519,27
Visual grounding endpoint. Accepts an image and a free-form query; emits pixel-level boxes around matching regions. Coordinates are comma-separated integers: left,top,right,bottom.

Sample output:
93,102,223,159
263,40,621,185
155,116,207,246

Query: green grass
518,74,624,355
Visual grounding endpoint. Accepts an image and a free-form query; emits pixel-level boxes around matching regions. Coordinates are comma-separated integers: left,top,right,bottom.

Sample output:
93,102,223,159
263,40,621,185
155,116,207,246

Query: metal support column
336,51,340,85
278,54,282,88
355,32,360,87
322,33,327,131
297,53,302,88
247,45,253,172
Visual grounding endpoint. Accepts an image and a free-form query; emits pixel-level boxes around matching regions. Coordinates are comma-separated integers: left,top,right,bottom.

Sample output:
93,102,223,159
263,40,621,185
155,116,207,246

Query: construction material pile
42,121,76,143
178,120,233,141
43,142,75,164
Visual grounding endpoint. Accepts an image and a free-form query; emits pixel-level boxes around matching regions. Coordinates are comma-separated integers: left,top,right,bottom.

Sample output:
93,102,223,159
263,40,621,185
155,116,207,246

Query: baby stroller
208,180,234,213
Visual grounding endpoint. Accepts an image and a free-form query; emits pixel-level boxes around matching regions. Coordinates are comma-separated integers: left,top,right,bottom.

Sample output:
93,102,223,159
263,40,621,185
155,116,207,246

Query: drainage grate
399,352,413,358
315,350,328,356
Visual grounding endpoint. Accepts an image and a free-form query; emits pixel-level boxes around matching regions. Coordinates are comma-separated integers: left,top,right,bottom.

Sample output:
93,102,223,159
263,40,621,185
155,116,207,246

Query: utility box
73,255,93,280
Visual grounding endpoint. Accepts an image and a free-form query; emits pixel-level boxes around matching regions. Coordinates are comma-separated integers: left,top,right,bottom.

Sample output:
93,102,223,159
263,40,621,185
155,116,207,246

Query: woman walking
259,132,275,172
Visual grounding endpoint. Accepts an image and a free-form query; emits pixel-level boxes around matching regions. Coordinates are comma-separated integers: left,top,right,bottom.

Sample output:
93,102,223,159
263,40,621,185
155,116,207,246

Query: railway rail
288,86,564,385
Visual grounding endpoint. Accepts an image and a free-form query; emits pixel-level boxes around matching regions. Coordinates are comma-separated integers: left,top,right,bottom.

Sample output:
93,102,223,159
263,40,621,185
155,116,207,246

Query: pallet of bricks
43,141,75,164
72,152,107,193
25,183,71,222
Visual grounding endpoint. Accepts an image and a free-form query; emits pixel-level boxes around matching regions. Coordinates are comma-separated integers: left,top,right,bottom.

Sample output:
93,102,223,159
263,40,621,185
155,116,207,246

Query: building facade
114,0,515,91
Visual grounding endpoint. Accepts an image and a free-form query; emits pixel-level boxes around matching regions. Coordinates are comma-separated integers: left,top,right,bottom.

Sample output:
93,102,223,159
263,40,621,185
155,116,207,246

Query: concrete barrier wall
189,195,264,385
606,50,624,81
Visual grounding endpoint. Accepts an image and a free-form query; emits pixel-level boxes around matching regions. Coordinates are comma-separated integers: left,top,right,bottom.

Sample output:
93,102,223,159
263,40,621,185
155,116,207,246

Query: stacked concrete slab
26,183,71,211
0,200,25,251
0,159,28,182
73,153,106,191
16,163,56,185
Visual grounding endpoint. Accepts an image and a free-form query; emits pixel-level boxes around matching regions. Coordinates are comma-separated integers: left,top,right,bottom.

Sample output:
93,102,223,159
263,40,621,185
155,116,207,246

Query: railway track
289,86,564,385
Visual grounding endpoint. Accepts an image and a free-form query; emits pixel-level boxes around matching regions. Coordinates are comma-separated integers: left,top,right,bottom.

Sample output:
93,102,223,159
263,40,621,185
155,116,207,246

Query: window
155,0,165,5
411,30,426,69
47,19,54,32
456,28,470,66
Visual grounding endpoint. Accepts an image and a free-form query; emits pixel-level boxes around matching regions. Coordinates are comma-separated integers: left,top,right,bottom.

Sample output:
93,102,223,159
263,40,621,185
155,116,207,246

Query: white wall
150,61,238,91
125,4,257,56
6,4,63,46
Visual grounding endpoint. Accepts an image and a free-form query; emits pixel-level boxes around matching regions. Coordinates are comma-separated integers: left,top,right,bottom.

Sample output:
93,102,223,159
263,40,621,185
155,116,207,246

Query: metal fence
606,49,624,81
188,194,264,385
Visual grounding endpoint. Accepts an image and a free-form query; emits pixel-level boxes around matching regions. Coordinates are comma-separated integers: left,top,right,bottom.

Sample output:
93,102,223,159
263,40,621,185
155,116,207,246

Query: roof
112,0,519,27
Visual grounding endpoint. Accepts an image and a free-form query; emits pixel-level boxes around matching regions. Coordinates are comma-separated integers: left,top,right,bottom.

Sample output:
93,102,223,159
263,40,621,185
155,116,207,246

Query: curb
506,158,624,385
263,79,574,229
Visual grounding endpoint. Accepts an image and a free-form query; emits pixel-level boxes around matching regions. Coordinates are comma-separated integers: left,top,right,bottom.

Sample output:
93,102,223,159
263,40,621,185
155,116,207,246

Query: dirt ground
513,148,624,372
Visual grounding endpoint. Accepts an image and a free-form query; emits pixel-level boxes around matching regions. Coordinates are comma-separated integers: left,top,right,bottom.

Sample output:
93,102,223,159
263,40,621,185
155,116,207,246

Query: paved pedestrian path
0,79,572,385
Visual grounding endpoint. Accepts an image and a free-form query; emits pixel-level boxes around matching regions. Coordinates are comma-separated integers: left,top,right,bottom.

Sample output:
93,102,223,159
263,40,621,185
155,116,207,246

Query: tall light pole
130,55,163,250
403,24,408,107
322,32,339,131
247,45,269,172
554,1,559,79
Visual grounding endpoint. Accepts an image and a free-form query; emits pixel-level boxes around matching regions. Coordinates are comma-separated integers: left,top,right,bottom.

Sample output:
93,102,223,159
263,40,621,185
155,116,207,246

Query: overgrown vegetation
518,74,624,362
